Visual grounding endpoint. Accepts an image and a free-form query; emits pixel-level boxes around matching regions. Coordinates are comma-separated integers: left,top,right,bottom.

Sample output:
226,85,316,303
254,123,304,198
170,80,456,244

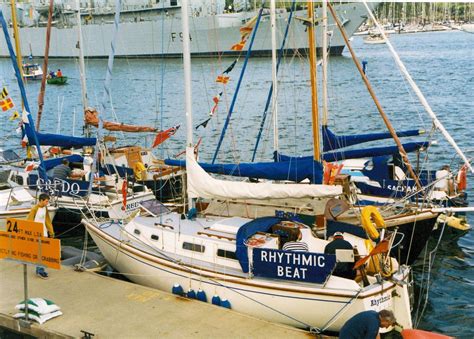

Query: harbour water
0,29,473,336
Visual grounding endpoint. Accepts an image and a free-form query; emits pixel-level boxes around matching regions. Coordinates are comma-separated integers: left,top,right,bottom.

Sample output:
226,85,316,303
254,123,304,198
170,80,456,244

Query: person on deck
324,232,356,279
26,193,54,279
434,165,454,195
339,309,396,339
56,69,63,77
53,158,71,180
282,230,309,252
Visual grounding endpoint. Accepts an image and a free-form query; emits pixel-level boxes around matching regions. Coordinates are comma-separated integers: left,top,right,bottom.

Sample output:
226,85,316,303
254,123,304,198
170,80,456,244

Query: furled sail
276,141,429,163
185,147,342,200
322,126,425,152
84,108,159,132
22,110,96,148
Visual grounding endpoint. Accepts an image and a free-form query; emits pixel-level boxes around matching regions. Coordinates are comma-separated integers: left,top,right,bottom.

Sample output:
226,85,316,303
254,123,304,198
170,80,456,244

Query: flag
0,87,8,99
240,15,258,39
0,98,14,111
353,240,390,269
152,125,180,148
25,163,36,172
9,110,20,121
21,110,30,147
223,60,237,74
213,92,223,104
195,118,211,130
215,75,230,84
230,40,246,51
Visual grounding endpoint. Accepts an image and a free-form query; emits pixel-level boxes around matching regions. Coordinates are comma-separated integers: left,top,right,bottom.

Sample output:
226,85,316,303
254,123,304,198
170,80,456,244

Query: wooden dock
0,260,311,338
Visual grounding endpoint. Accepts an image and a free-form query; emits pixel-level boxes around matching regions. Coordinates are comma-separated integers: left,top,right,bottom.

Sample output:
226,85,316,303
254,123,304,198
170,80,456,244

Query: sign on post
0,218,61,269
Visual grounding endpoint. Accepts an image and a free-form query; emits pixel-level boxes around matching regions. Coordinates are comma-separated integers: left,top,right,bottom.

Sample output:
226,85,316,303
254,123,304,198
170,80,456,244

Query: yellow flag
0,87,8,99
9,110,20,121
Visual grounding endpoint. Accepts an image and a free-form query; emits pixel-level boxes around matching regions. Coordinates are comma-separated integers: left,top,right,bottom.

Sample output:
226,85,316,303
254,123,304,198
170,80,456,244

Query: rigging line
252,0,297,162
115,221,314,329
415,220,448,328
362,1,473,174
212,6,264,164
89,0,121,196
0,11,47,181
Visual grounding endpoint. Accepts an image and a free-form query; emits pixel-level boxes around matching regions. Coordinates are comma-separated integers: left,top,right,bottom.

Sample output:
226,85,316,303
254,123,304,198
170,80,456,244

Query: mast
270,0,278,153
322,0,328,126
307,1,320,161
327,2,422,190
36,0,53,131
10,0,22,77
181,0,193,209
76,0,90,136
362,1,473,173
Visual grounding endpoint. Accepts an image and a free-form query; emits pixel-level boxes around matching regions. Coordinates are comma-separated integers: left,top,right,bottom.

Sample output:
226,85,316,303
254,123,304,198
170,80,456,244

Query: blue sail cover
275,142,429,163
36,132,96,148
165,158,324,184
235,216,282,273
322,126,424,152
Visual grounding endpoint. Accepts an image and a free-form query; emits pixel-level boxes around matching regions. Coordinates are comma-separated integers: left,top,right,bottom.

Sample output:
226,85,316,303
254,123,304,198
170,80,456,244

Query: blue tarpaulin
165,158,324,184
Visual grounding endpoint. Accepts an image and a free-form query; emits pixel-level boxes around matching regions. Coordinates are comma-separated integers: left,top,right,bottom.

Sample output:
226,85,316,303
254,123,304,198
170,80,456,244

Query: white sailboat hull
0,3,373,58
84,218,413,332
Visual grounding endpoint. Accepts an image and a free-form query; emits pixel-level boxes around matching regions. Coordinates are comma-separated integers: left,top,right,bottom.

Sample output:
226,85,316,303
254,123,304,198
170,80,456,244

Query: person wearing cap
324,231,356,279
339,309,396,339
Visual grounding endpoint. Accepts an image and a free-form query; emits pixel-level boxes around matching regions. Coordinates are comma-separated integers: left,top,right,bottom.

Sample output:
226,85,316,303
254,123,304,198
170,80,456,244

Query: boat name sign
252,248,336,284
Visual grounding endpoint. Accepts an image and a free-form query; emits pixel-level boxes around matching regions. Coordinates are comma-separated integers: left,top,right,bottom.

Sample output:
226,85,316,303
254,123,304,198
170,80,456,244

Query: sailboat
0,8,155,235
82,1,413,334
164,1,441,265
70,0,183,203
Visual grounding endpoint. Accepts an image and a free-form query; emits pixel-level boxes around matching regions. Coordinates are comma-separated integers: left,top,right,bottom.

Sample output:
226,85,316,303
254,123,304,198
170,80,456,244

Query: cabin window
151,234,159,241
182,242,205,253
134,229,141,235
13,175,23,185
217,249,237,260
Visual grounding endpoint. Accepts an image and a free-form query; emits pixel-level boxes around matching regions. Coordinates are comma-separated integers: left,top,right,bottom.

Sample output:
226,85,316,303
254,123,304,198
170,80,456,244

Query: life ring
457,165,467,192
360,206,385,240
133,162,146,180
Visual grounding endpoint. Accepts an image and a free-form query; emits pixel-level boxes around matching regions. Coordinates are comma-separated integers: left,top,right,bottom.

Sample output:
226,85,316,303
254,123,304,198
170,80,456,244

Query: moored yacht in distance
0,0,375,58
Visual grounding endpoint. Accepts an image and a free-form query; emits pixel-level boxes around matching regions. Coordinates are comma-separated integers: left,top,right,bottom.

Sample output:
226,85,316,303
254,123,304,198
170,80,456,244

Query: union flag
215,75,230,84
0,98,14,111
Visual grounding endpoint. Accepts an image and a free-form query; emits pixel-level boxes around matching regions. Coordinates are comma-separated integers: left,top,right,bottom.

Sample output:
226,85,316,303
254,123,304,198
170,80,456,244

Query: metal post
19,263,31,328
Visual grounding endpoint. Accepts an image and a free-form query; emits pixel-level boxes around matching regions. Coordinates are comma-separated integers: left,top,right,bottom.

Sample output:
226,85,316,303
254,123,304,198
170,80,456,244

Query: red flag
213,92,222,104
152,125,180,148
353,240,390,269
